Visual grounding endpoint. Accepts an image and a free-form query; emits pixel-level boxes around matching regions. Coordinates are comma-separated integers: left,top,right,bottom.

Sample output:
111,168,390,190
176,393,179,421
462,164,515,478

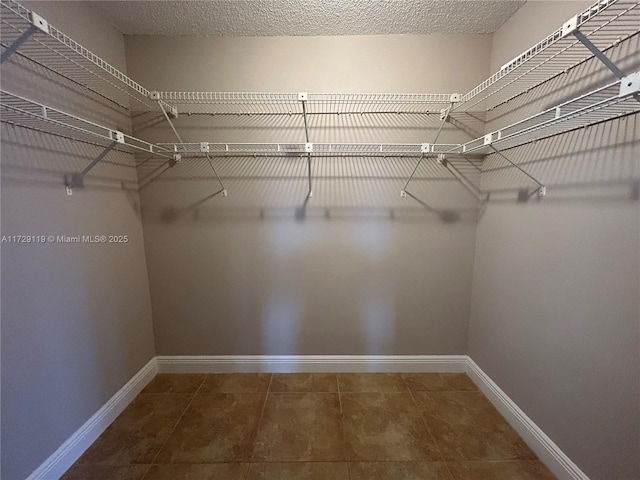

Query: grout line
145,376,206,470
401,375,455,478
245,373,273,477
336,374,350,479
336,374,343,414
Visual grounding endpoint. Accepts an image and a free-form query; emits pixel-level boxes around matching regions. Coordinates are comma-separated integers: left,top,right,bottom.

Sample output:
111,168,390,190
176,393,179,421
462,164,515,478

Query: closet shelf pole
64,140,118,195
488,145,546,197
205,153,227,198
439,155,489,202
299,92,313,199
154,93,183,143
401,101,453,197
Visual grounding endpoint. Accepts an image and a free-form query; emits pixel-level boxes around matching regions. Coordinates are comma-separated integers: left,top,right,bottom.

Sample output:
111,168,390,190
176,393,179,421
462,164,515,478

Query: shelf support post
205,153,227,198
1,11,49,64
401,102,453,197
571,30,625,79
488,145,546,197
438,154,489,202
150,91,183,143
299,93,313,198
65,140,118,195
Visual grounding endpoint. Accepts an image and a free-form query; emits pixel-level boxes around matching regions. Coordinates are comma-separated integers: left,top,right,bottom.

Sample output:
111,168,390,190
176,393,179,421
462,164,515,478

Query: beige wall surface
1,2,156,479
469,2,640,479
125,34,492,356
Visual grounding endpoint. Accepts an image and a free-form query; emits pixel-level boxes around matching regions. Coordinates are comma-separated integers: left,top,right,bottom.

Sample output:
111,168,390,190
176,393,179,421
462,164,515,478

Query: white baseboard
155,355,468,373
465,358,589,480
27,355,587,480
26,358,158,480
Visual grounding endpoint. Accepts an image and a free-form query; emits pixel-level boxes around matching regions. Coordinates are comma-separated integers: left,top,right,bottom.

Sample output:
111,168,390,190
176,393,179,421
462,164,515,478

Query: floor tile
77,394,192,465
142,374,205,394
425,415,536,461
447,460,557,480
199,373,271,393
143,463,249,480
403,373,477,392
349,462,453,480
253,393,344,461
413,391,505,428
270,373,338,392
154,393,265,463
338,373,408,392
341,392,442,461
247,462,349,480
61,464,149,480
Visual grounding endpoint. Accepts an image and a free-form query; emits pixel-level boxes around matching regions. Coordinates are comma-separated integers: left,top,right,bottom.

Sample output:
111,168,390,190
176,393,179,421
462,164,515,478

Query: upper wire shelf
157,91,454,115
454,0,640,113
0,0,173,112
450,74,640,154
0,90,173,157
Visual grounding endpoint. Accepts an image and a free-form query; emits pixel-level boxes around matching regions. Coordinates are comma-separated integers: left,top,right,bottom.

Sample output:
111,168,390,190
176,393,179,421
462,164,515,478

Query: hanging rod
0,90,174,158
157,142,462,157
448,73,640,155
454,0,640,112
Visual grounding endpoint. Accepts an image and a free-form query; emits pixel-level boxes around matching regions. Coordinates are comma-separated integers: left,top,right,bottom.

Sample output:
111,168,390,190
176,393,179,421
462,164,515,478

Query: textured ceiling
91,1,526,37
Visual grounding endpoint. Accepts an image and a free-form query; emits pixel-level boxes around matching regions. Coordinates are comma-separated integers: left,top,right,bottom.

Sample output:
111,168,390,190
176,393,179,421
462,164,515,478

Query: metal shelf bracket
1,10,48,63
620,72,640,98
64,140,118,195
489,145,546,198
572,28,626,80
205,154,227,198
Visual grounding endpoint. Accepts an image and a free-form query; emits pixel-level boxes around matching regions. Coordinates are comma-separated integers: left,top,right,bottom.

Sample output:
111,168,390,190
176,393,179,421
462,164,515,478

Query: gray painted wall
124,34,492,356
468,2,640,479
1,2,155,479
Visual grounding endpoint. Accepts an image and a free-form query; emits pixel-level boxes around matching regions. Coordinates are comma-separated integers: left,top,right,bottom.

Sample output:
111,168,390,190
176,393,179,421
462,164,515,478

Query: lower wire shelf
450,73,640,155
0,90,173,157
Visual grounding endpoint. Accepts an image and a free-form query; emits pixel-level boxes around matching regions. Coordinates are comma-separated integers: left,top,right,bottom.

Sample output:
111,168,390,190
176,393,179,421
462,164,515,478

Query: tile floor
63,373,556,480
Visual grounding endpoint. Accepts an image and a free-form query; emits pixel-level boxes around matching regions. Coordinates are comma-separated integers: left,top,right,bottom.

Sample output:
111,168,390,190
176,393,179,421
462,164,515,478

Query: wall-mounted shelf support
564,9,640,102
441,155,490,203
571,29,626,79
401,102,453,198
299,93,313,198
64,139,118,195
488,145,546,197
205,153,227,198
153,92,183,143
0,10,47,63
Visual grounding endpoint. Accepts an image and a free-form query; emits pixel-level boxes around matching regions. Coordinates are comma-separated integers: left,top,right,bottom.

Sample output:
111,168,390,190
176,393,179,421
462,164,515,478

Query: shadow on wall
136,152,483,225
0,124,142,215
481,114,639,203
258,224,398,357
1,52,133,131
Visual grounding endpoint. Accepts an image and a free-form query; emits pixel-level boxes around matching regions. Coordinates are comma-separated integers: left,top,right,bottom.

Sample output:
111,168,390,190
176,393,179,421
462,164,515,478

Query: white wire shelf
156,91,455,115
0,90,173,157
158,142,462,157
455,0,640,112
450,74,640,154
0,0,172,112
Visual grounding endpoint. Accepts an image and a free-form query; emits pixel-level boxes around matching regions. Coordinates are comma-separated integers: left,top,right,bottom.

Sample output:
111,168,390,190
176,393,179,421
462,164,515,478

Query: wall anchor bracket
64,140,118,195
157,100,182,143
206,154,228,199
489,145,546,194
572,29,626,79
